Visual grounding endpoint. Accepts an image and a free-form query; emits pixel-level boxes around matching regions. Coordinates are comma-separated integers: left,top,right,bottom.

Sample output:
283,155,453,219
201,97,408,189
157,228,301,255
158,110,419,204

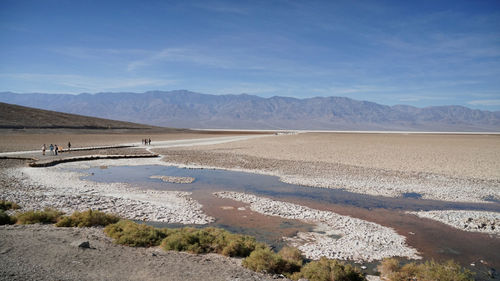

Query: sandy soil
0,224,276,281
170,132,500,180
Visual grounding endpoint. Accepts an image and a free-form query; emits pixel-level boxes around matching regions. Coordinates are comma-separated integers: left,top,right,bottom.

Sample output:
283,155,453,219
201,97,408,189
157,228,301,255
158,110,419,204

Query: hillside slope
0,102,169,130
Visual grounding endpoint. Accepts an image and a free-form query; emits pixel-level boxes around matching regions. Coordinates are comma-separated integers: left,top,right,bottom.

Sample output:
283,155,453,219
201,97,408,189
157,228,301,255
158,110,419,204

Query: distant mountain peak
0,90,498,131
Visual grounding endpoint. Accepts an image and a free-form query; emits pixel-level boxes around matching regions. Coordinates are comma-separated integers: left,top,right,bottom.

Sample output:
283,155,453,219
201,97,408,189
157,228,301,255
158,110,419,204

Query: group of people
42,142,71,156
142,138,152,145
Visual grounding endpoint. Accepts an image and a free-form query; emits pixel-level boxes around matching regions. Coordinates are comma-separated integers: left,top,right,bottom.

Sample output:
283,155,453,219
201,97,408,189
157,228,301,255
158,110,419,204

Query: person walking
67,141,71,151
54,144,58,155
42,144,46,156
148,138,151,145
49,144,54,155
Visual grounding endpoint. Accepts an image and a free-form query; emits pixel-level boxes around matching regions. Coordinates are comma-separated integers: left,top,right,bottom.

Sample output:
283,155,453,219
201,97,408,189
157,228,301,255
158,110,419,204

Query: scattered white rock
150,175,195,184
2,159,214,224
214,191,420,262
366,275,382,281
408,210,500,236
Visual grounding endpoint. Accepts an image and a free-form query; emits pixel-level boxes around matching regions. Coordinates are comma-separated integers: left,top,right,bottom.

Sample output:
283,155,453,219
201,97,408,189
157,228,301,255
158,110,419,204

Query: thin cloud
468,99,500,106
127,48,233,71
190,2,249,14
0,73,175,93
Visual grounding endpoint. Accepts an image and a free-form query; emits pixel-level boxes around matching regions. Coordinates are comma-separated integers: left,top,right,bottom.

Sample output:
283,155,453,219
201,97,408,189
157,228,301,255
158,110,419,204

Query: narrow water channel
80,165,500,278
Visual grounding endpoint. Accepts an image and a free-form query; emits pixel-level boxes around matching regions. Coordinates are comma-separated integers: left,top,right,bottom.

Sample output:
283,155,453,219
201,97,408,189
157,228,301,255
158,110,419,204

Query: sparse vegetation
278,246,304,273
56,209,120,227
14,208,64,224
161,227,265,257
0,200,20,211
378,258,474,281
290,257,365,281
104,220,168,247
0,210,17,225
242,247,287,274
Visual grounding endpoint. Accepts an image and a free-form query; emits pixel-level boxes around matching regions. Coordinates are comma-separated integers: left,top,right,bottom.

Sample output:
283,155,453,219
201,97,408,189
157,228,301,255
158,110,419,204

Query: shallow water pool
79,164,500,277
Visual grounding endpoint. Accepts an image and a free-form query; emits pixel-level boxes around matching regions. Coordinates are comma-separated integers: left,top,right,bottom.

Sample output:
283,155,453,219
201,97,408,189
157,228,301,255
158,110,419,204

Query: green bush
0,200,20,211
290,257,365,281
15,208,64,224
160,227,265,257
242,247,287,274
0,210,17,225
278,246,304,273
161,227,203,253
56,209,120,227
378,258,474,281
104,220,168,247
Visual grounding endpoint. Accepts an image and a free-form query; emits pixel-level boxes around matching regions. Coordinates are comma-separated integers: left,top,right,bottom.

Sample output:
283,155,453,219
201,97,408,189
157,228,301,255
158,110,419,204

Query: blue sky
1,0,499,110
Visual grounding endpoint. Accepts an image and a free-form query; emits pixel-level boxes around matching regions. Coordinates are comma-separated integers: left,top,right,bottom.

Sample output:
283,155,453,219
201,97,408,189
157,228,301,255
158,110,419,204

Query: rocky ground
408,210,500,236
0,224,277,281
215,191,420,262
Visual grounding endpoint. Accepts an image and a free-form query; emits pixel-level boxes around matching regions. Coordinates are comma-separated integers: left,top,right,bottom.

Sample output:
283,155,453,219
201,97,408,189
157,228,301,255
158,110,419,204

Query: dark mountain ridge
0,90,498,131
0,102,178,132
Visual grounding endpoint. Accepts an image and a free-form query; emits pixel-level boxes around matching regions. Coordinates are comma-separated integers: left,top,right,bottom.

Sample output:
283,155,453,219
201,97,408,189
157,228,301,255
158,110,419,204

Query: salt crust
160,158,499,204
5,157,213,224
150,175,195,184
214,191,421,262
408,210,500,236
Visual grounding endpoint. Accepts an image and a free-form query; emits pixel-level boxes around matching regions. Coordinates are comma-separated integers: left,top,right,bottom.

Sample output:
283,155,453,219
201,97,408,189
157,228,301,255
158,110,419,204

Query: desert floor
161,132,500,180
1,131,499,280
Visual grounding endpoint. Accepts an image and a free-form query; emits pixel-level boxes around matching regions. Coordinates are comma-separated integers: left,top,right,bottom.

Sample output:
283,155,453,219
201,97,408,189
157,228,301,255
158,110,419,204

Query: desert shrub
56,209,120,227
161,227,203,253
418,260,474,281
104,220,168,247
160,227,265,257
242,247,287,274
15,208,64,224
278,246,304,273
378,258,474,281
0,210,17,225
290,257,365,281
0,200,20,211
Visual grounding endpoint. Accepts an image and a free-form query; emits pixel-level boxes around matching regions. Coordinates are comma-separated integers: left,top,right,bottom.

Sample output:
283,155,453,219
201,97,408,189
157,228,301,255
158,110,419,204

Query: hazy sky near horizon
1,0,499,110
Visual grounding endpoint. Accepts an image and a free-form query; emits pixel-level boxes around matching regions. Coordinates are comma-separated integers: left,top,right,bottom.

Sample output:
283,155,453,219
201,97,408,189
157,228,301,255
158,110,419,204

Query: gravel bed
407,210,500,236
215,191,421,262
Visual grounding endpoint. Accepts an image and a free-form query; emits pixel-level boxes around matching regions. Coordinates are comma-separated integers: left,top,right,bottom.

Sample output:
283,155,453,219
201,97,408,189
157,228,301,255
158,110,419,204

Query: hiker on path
49,144,54,155
42,144,46,156
148,138,151,145
67,141,71,151
54,144,58,155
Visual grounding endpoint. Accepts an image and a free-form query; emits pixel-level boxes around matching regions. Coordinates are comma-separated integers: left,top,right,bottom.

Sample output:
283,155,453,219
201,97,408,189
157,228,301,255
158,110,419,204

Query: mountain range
1,90,499,131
